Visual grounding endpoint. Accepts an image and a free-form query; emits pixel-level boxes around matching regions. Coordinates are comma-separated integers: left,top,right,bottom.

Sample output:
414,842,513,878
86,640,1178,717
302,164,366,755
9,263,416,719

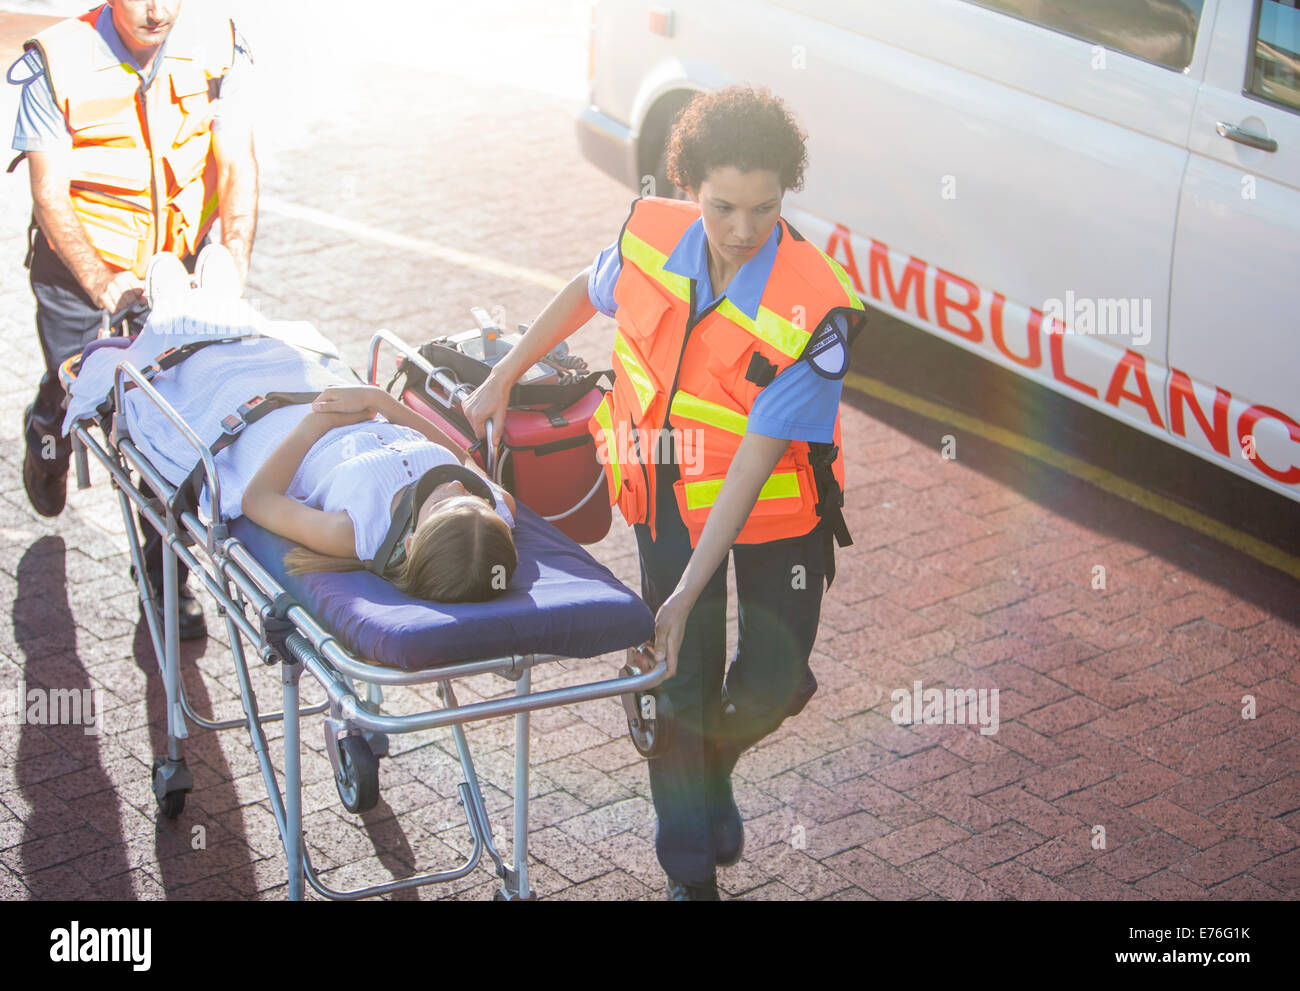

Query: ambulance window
964,0,1204,71
1249,0,1300,114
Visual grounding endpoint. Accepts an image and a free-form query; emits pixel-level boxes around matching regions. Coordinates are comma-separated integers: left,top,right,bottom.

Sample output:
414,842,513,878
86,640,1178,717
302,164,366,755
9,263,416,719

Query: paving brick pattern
0,5,1297,900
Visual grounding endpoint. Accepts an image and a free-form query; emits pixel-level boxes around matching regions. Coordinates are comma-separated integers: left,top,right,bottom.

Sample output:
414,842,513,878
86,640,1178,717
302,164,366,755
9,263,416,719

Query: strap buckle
810,443,839,470
236,395,267,419
224,395,268,435
141,347,177,380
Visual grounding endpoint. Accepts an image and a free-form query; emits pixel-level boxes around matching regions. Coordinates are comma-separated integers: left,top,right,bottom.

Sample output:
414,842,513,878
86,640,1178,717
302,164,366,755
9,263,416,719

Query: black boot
666,874,721,901
22,405,67,518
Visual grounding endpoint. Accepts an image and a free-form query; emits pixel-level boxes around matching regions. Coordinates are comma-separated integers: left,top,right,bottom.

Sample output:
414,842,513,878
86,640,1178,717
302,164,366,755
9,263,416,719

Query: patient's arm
242,409,369,557
312,385,470,460
310,385,517,518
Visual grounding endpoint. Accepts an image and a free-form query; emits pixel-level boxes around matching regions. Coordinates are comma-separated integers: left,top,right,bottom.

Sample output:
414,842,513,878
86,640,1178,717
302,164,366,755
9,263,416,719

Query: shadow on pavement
13,536,132,898
130,610,261,899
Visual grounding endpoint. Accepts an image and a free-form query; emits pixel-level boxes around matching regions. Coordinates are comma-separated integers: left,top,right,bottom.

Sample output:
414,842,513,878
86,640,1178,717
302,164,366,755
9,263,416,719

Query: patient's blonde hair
284,500,518,602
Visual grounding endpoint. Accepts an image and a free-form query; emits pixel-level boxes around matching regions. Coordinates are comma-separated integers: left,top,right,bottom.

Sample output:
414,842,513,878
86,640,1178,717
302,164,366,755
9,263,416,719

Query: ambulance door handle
1215,121,1277,153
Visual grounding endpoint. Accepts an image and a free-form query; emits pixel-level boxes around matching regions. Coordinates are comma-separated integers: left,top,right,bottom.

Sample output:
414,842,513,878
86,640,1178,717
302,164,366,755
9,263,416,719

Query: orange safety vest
588,197,865,562
25,3,236,276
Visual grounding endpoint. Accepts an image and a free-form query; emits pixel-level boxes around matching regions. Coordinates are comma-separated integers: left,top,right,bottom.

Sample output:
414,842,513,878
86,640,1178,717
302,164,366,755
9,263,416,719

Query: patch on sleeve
7,49,43,86
802,314,850,380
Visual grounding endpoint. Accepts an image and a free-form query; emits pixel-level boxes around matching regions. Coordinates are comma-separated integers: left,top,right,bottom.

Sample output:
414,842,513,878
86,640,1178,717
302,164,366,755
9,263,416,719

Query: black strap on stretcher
173,391,320,517
92,337,249,421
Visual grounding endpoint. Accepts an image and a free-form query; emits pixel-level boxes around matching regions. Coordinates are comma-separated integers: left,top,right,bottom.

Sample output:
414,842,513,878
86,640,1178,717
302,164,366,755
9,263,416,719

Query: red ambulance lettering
1238,405,1300,485
990,293,1044,369
867,238,929,320
934,268,982,343
1104,350,1163,428
1047,325,1098,399
826,224,864,294
820,221,1298,493
1168,369,1230,456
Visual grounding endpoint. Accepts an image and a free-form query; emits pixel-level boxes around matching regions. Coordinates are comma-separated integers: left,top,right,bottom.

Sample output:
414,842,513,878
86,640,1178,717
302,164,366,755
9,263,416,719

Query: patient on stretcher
243,379,519,602
64,301,518,603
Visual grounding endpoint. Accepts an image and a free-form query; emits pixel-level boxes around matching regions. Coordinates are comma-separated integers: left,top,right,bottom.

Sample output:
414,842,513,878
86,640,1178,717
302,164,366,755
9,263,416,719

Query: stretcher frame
65,330,666,901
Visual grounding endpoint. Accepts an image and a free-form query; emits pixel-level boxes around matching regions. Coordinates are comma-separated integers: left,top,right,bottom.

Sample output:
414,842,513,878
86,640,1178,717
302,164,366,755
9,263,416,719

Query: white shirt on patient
289,421,514,562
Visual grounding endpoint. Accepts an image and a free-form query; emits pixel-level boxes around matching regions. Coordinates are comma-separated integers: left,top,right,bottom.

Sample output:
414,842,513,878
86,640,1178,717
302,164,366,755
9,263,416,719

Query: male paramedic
10,0,258,639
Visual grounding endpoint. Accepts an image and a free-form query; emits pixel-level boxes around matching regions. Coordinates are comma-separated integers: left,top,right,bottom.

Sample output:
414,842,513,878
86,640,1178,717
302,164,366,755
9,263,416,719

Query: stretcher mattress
230,504,653,671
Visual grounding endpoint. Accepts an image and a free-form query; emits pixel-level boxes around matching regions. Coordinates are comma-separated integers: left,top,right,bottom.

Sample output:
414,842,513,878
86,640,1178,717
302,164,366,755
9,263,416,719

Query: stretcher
61,325,665,901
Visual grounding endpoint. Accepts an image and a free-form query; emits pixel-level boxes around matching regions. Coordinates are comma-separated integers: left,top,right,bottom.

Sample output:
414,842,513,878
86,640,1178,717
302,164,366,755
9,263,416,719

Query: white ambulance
577,0,1300,504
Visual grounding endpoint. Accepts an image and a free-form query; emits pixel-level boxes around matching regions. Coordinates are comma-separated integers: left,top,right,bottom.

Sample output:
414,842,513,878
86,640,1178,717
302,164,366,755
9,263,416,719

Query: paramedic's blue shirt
588,217,844,444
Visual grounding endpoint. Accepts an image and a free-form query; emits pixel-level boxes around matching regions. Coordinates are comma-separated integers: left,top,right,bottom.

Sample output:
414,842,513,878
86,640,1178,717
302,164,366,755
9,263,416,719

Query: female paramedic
465,86,864,900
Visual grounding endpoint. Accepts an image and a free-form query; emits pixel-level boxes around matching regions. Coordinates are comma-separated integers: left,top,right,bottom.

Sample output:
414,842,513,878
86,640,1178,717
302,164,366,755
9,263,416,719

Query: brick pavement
0,4,1297,901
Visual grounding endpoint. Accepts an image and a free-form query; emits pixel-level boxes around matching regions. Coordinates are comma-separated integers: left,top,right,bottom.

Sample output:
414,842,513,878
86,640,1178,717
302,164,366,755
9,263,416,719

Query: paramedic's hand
464,373,509,449
311,385,387,418
650,590,693,679
92,269,144,315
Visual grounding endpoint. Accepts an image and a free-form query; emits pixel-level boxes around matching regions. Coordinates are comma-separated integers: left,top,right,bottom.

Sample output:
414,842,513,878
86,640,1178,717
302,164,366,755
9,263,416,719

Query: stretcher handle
99,301,138,339
367,329,498,476
113,362,223,522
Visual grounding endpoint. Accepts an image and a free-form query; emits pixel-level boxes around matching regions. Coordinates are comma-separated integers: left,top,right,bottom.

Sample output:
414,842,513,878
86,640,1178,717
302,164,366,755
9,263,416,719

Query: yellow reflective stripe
683,471,801,512
591,398,622,496
670,391,748,436
200,184,221,226
715,297,810,360
826,255,866,310
619,229,691,303
613,334,656,416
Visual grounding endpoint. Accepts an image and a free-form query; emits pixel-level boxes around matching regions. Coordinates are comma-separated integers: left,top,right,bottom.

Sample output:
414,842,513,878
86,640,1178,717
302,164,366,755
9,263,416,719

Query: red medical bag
389,318,613,545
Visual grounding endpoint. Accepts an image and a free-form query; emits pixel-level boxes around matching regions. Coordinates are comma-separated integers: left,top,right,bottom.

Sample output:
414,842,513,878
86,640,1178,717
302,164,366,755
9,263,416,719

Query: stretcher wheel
493,889,537,901
335,735,380,814
158,790,186,819
620,672,673,759
152,756,192,820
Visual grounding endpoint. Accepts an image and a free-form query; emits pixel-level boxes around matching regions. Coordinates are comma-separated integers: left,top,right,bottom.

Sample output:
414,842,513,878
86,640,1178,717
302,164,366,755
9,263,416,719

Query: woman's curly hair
665,86,808,194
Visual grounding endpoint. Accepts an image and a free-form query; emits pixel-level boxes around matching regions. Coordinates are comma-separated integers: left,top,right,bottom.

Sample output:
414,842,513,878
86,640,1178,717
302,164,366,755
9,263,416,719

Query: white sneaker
144,252,192,309
195,243,241,298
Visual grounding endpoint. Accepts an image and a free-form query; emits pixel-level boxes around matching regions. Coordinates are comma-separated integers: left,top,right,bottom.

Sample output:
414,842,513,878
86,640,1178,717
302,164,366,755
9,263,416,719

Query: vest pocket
616,288,670,346
672,460,816,545
697,320,762,410
169,68,216,148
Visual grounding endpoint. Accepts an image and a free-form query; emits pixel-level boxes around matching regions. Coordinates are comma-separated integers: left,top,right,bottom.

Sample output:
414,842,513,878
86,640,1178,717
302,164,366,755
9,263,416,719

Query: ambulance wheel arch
637,89,695,199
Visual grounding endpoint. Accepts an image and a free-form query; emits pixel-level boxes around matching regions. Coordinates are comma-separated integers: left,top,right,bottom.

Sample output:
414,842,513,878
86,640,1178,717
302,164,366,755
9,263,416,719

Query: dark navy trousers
25,230,188,590
634,470,824,885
